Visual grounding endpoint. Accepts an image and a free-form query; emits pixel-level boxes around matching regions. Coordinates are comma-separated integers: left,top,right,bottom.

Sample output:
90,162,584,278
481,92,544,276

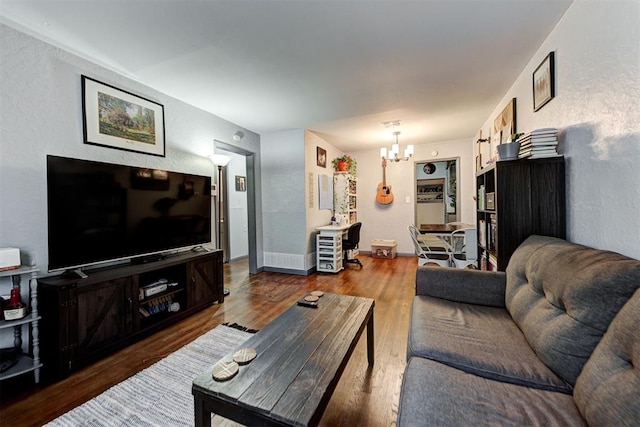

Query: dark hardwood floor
1,255,417,426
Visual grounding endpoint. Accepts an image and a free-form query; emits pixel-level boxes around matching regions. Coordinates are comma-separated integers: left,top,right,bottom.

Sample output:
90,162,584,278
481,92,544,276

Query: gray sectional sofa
398,235,640,426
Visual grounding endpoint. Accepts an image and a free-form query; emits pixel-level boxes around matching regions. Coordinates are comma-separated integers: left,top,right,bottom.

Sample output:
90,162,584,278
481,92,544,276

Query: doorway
214,140,258,275
414,158,460,227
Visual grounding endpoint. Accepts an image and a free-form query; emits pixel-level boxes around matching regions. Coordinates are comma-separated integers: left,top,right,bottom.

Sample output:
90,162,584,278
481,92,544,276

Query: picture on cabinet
82,75,166,157
533,52,555,112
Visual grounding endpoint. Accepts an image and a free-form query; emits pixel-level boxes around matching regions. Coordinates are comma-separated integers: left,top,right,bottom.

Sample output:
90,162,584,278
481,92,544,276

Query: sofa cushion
574,288,640,426
408,295,571,393
506,235,640,386
397,357,586,427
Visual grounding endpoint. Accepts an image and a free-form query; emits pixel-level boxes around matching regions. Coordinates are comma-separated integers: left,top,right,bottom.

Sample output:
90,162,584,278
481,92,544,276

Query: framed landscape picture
533,52,555,112
82,75,166,156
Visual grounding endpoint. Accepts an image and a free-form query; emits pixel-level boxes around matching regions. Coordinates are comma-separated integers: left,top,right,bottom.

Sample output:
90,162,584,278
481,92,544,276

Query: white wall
304,131,344,265
476,1,640,259
224,151,249,261
260,129,344,272
0,23,262,348
350,138,474,255
260,129,307,270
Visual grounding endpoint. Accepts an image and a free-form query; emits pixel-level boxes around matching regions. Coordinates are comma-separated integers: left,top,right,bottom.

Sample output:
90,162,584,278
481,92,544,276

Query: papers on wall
318,174,333,210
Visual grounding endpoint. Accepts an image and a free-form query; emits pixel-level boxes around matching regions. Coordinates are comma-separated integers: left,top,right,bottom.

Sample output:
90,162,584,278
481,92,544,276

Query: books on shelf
489,214,497,252
479,219,487,248
477,185,485,210
488,254,498,271
516,128,562,159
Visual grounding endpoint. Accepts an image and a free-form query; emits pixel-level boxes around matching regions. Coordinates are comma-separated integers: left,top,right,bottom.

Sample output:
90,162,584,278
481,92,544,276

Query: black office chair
343,222,363,268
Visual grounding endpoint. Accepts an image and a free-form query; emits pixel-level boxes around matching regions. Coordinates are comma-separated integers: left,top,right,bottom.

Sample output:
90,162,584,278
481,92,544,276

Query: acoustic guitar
376,158,394,205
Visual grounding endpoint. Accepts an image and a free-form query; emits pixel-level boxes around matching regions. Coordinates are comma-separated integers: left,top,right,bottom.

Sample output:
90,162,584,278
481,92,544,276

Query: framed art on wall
82,75,166,156
316,147,327,168
533,52,555,112
493,98,517,143
235,176,246,192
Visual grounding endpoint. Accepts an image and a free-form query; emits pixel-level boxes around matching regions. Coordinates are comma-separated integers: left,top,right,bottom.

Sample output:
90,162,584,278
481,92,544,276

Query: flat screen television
47,155,212,273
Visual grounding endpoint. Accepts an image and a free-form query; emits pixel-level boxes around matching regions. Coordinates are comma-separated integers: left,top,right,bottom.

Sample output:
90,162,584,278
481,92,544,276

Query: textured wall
260,129,306,257
304,131,344,256
476,1,640,259
0,24,261,272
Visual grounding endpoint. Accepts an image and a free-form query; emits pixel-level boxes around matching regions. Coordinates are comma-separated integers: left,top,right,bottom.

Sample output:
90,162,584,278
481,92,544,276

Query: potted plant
331,155,357,175
497,133,524,161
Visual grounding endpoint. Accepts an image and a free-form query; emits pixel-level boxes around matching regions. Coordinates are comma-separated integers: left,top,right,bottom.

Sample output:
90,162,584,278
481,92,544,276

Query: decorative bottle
4,288,27,320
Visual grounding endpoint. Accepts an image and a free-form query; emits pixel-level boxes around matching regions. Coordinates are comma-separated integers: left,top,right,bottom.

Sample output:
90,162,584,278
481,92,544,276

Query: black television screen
47,155,212,272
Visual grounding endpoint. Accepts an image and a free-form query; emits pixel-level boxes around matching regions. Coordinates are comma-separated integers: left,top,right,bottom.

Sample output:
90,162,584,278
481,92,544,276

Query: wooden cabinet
39,250,223,380
73,277,134,369
187,254,223,310
0,265,42,383
476,158,565,271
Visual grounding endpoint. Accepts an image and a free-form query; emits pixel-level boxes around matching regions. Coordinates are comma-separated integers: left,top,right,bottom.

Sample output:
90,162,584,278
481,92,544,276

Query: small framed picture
82,75,165,156
235,176,246,192
533,52,555,112
316,146,327,168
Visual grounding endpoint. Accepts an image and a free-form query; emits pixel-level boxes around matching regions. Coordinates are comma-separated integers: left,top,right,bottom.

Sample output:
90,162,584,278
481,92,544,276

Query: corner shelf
0,265,42,383
334,173,357,225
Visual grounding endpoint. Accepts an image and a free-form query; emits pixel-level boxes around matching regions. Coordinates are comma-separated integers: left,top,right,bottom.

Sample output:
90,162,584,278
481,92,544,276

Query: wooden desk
419,223,473,234
315,224,351,233
192,293,375,426
419,224,474,250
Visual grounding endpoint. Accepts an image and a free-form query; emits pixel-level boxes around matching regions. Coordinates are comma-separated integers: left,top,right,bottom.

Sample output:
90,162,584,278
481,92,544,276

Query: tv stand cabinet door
187,253,223,308
72,277,135,369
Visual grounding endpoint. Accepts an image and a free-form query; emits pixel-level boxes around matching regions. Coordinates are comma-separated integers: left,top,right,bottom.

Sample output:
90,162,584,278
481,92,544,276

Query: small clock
423,163,436,175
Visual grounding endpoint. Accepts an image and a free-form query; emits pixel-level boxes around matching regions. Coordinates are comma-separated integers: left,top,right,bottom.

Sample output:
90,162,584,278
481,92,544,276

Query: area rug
45,324,253,427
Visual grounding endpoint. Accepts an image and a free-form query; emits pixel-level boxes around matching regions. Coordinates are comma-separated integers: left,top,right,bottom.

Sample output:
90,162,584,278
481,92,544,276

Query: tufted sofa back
505,235,640,387
574,288,640,425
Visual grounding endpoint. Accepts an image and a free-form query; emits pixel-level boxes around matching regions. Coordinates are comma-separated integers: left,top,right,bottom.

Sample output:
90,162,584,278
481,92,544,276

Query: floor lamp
209,154,232,296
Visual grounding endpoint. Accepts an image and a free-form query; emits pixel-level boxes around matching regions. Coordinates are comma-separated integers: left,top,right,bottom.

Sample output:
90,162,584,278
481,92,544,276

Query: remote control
297,299,318,308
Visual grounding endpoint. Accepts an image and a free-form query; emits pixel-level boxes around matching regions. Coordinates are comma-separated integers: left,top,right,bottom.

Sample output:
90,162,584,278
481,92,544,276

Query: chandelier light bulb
380,129,413,162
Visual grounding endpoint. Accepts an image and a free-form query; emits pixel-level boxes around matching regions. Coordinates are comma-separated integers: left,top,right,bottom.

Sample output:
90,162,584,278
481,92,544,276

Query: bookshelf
476,157,566,271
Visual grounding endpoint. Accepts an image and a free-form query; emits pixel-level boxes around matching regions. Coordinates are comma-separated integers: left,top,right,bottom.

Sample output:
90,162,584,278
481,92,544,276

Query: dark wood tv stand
38,250,223,380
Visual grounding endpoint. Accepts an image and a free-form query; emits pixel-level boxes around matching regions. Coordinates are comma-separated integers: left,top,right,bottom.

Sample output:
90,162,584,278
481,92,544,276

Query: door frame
214,140,258,275
414,157,461,226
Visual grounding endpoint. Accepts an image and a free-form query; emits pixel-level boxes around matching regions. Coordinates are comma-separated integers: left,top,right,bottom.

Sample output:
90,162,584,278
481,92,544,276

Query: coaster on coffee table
304,295,320,302
310,291,324,297
212,360,239,381
233,348,257,365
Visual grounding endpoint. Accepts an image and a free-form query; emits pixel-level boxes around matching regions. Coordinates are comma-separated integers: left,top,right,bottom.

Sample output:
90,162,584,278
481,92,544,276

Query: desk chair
450,227,478,268
408,225,451,267
343,222,363,268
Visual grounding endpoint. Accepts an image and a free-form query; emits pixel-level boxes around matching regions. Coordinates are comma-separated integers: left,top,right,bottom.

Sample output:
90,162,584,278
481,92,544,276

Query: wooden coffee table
192,293,375,426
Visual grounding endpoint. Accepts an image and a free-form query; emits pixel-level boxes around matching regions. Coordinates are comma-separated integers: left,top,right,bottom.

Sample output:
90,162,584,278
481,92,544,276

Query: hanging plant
331,155,357,175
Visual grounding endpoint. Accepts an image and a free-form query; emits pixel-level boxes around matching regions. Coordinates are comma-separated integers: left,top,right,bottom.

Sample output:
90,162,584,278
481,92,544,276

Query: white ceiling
0,0,572,151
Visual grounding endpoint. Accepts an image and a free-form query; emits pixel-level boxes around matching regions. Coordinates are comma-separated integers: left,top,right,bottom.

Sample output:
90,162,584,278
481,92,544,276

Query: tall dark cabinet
38,250,223,380
476,158,565,271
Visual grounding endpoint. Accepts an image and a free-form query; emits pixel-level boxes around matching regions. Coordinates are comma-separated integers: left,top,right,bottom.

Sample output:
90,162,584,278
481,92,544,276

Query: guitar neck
382,159,387,185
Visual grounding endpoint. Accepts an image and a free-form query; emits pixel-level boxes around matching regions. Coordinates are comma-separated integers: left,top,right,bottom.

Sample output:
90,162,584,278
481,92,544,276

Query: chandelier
380,131,414,162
